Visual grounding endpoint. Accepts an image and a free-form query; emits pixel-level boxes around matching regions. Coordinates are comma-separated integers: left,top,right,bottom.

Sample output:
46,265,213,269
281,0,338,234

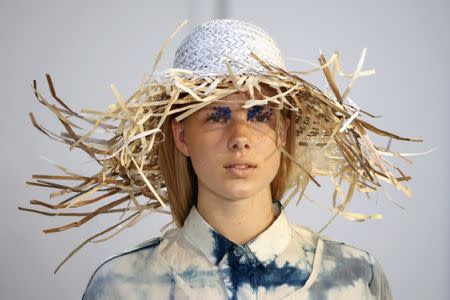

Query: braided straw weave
174,19,285,75
19,19,421,273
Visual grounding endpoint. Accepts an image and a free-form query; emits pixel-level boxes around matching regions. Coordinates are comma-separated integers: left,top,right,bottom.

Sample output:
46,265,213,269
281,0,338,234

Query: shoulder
321,235,372,261
289,222,320,250
319,234,373,278
318,235,393,299
82,229,180,300
91,235,163,275
289,222,373,262
289,223,372,274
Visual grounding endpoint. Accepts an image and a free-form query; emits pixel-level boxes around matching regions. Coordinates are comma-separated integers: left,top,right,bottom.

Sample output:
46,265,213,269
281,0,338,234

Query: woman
23,19,415,299
81,19,395,299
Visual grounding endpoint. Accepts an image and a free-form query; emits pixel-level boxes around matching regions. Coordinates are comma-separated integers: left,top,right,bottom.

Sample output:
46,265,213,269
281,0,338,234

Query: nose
227,118,252,151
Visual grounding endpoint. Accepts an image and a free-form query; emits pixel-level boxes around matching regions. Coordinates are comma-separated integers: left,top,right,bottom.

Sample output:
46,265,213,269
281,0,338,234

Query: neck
196,184,276,245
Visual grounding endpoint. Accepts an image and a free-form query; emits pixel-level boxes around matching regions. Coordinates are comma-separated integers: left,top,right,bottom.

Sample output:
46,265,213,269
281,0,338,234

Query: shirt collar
182,201,292,266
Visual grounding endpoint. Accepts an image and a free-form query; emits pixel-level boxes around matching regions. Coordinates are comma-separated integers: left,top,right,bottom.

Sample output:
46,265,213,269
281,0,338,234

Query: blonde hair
158,94,297,227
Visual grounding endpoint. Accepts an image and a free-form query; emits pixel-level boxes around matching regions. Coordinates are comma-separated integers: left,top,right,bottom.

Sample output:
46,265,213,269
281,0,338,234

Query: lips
224,161,257,178
225,163,256,179
227,164,253,169
223,161,257,169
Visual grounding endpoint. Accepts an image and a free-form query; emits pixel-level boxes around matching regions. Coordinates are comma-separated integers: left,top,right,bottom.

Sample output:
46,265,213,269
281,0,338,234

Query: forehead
195,93,244,114
203,90,275,111
208,91,250,108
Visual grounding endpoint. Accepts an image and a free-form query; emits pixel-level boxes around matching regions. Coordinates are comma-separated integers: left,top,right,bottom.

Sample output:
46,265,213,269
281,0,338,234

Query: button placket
233,246,244,257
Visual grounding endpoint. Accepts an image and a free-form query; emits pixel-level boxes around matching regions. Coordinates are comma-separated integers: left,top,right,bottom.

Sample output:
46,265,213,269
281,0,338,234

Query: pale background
1,0,448,299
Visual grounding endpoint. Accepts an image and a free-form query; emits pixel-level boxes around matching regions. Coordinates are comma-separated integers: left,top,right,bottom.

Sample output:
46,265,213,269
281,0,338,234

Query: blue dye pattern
209,106,232,122
82,204,392,299
255,260,309,288
308,240,373,300
226,252,309,299
168,275,176,300
179,266,218,288
247,105,273,121
211,229,234,265
210,228,309,300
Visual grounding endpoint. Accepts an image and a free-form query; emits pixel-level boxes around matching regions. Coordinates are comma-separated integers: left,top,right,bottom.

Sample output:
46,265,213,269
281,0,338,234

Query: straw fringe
20,49,421,272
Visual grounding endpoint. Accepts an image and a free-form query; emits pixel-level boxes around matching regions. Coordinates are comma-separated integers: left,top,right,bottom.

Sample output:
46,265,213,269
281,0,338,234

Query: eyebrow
206,105,232,110
208,106,232,119
206,105,273,120
207,104,269,111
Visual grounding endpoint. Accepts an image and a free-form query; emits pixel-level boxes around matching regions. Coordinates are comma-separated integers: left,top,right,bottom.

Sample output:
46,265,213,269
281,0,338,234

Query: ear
171,118,191,156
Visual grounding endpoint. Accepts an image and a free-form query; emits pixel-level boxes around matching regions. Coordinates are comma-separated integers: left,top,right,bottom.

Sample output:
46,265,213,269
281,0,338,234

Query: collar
182,201,292,266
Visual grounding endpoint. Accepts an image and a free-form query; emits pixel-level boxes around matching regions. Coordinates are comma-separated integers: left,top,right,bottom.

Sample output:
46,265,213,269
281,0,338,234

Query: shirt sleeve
368,254,394,300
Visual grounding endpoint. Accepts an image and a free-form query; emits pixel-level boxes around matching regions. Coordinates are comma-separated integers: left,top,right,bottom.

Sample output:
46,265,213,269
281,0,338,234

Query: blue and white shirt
82,204,392,299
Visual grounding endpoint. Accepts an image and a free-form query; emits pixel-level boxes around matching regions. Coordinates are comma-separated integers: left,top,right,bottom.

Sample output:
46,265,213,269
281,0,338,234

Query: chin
225,190,256,200
219,183,264,200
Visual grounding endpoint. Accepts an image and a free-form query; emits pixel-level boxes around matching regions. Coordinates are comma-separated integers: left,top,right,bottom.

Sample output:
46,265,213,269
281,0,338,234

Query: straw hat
20,19,421,272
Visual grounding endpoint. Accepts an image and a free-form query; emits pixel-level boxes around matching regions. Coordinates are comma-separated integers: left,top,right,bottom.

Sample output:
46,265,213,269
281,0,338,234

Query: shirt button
233,246,244,257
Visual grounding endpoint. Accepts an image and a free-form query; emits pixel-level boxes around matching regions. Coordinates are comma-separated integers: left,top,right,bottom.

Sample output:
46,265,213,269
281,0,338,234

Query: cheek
258,137,282,175
185,135,219,175
189,147,210,167
267,149,282,172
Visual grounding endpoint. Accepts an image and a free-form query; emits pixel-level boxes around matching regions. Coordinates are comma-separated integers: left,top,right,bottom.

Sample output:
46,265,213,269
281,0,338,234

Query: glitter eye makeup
206,106,232,123
247,105,273,122
206,105,273,123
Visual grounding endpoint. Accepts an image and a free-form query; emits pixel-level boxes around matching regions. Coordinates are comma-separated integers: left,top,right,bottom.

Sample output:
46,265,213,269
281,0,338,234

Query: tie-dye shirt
82,204,392,300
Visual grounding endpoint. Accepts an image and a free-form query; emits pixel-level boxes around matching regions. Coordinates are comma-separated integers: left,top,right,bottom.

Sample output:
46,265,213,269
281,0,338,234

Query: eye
207,114,226,123
206,106,231,123
254,114,270,122
247,106,273,123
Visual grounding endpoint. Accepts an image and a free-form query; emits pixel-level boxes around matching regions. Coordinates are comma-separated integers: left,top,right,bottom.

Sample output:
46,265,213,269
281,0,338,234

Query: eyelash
206,114,228,123
253,114,271,122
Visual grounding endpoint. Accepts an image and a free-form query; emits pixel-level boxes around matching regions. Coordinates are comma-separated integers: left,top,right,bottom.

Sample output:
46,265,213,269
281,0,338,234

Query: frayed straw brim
19,42,422,273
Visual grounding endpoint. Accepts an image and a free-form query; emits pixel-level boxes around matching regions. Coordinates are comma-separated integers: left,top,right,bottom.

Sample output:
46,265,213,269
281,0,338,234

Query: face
171,91,290,203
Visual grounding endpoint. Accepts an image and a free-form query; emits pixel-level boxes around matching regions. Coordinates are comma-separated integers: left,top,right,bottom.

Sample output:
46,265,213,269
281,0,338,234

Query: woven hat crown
173,19,285,75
